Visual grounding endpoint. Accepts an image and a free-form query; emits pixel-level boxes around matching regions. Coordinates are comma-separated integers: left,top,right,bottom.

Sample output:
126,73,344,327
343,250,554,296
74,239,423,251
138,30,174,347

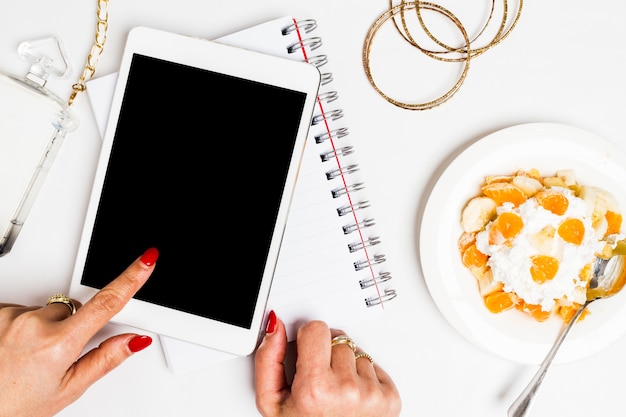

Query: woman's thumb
254,310,289,415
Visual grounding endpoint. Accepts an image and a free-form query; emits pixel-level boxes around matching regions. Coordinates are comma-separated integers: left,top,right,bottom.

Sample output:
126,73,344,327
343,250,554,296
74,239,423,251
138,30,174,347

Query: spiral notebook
86,16,397,373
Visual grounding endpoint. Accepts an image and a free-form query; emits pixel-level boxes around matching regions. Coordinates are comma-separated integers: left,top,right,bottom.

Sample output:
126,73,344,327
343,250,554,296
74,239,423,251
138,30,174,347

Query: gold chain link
68,0,109,106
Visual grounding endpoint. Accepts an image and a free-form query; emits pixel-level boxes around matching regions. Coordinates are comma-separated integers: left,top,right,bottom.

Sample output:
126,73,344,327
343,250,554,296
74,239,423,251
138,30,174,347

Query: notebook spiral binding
282,18,397,308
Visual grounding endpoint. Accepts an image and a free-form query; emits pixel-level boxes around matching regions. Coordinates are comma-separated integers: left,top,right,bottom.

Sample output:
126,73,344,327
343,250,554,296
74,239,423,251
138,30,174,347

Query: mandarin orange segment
483,290,516,313
534,190,569,215
516,301,552,322
488,212,524,245
557,303,589,323
482,182,528,207
557,218,585,245
462,243,488,269
529,255,559,284
605,210,622,237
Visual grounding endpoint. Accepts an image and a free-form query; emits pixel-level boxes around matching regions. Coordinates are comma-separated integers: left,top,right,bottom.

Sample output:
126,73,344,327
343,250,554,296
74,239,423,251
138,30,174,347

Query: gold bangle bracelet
389,0,523,60
363,1,471,110
392,0,500,60
364,1,522,110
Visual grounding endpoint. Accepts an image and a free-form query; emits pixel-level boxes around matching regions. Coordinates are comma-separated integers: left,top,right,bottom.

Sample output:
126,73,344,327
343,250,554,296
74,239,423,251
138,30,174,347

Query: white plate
420,122,626,365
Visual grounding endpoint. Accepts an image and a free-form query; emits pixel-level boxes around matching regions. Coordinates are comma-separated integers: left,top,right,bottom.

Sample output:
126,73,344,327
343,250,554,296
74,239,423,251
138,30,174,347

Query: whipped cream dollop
475,187,604,311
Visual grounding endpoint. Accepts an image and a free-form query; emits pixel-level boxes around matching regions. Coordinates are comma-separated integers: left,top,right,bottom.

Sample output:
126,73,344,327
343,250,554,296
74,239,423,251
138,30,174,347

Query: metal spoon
508,253,626,417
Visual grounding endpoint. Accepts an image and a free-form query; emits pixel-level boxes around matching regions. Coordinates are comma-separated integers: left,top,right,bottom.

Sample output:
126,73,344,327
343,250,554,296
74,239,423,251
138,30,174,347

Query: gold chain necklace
68,0,109,106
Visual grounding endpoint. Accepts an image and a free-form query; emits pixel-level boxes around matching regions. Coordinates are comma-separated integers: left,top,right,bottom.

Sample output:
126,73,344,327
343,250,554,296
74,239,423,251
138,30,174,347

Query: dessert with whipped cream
458,169,623,322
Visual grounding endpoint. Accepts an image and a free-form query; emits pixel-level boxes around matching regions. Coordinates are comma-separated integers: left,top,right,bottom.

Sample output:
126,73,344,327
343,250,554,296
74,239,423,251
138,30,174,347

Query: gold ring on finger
331,335,356,353
355,352,374,364
45,293,76,316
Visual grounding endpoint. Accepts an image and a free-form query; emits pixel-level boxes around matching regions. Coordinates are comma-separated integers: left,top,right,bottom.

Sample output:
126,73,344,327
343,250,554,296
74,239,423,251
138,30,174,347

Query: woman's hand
255,311,402,417
0,247,159,417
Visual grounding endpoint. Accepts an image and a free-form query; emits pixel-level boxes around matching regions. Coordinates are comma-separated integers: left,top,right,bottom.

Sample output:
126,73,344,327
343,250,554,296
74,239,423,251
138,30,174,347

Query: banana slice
512,174,543,197
528,225,558,255
543,176,566,188
578,185,620,234
476,269,502,297
555,169,577,186
461,196,497,233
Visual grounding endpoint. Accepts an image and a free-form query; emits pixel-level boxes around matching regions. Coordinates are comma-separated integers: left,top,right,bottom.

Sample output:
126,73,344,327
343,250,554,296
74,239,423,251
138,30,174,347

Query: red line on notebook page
292,18,384,307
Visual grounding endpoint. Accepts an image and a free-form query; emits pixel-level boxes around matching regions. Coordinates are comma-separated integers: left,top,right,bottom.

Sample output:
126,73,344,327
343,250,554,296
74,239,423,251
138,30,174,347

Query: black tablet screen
80,53,308,329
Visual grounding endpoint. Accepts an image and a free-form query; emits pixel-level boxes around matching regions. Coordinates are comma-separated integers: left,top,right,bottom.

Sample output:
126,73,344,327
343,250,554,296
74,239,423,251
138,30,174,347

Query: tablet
69,26,321,356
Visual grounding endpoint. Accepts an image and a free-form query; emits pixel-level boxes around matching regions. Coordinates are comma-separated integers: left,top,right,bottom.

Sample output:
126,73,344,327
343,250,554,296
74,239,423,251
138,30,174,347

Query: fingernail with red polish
140,247,159,266
129,335,152,353
265,310,277,334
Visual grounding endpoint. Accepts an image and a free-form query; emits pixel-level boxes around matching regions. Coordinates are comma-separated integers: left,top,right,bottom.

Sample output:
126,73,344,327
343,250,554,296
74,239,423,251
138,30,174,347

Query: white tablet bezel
69,26,320,356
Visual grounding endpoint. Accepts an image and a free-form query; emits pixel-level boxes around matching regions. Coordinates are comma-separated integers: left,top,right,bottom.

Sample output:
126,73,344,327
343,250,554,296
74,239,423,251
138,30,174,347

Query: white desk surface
2,1,625,416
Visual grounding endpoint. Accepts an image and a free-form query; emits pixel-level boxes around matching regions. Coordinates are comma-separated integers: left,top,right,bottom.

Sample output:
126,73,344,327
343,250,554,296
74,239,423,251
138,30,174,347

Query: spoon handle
507,301,591,417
